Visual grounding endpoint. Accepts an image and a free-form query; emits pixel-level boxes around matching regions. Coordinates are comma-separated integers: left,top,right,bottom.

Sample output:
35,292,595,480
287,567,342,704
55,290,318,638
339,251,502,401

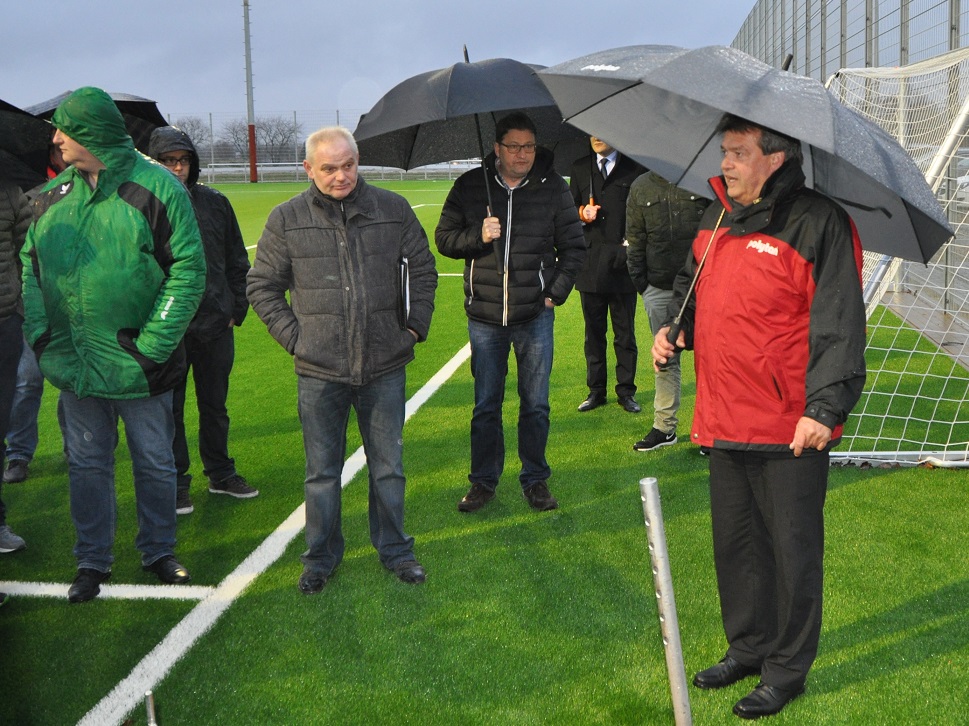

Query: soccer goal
826,47,969,467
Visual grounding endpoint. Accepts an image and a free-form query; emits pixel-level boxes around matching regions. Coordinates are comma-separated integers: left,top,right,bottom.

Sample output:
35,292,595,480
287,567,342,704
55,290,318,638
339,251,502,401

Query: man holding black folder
248,126,437,595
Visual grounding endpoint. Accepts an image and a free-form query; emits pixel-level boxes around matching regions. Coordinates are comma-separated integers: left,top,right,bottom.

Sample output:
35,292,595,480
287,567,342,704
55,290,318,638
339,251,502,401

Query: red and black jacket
669,160,867,453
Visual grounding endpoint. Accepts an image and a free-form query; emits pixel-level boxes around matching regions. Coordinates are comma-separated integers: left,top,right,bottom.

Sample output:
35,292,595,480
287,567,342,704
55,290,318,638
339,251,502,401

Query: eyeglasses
159,156,192,168
499,142,537,154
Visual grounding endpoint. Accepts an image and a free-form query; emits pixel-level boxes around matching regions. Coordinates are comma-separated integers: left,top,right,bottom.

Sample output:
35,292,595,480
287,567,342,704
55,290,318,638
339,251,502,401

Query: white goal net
827,47,969,466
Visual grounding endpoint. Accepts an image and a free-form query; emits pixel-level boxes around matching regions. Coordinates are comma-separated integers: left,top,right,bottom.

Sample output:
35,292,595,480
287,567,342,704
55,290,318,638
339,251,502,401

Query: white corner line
78,342,472,726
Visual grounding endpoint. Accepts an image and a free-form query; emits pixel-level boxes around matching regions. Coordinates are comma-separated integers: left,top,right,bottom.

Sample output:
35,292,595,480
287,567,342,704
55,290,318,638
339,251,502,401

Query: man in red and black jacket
653,114,866,720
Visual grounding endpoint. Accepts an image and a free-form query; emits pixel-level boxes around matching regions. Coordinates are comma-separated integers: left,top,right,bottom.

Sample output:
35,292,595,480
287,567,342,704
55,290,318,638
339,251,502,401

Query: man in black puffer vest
436,112,585,514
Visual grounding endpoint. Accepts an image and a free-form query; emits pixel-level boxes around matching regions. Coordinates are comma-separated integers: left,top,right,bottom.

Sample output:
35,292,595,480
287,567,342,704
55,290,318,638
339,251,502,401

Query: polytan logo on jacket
746,238,779,256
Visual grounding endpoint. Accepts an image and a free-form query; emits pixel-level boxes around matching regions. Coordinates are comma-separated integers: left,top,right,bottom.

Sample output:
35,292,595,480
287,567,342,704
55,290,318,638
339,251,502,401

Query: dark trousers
709,448,829,690
0,314,24,527
579,290,638,397
172,327,237,492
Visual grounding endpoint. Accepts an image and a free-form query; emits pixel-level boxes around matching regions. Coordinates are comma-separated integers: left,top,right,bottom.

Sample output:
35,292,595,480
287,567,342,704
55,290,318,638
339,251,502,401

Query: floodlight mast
243,0,258,183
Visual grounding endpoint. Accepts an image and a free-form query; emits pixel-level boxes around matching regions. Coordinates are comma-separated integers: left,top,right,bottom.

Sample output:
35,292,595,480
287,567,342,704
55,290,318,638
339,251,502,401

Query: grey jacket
247,178,437,386
0,181,32,321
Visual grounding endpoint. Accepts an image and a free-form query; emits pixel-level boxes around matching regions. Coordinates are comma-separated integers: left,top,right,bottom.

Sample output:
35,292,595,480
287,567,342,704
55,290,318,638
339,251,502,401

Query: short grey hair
305,126,358,161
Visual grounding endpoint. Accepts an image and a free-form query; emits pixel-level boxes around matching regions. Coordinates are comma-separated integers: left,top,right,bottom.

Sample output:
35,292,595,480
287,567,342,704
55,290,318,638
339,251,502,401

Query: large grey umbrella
353,57,587,176
0,99,50,190
538,44,953,263
27,90,167,154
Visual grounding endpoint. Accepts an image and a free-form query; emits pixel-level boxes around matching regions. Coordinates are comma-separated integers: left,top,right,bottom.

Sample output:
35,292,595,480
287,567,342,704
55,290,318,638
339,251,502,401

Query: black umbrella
0,99,51,190
353,57,588,177
538,44,953,263
26,90,167,154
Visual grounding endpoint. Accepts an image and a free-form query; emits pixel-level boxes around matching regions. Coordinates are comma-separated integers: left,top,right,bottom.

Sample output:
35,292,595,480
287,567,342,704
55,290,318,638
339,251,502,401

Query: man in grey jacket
247,126,437,595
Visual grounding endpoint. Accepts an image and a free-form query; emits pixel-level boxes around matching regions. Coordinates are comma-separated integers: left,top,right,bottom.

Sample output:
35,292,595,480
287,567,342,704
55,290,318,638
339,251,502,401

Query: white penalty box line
76,342,471,726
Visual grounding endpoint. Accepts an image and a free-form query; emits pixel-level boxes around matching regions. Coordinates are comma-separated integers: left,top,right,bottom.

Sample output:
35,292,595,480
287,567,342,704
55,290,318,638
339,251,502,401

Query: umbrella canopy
0,99,51,190
538,44,953,263
26,90,167,154
354,57,587,175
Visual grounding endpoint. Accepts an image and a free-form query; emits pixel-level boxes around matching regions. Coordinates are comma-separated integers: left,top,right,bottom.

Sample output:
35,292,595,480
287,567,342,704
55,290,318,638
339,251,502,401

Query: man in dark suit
570,137,646,413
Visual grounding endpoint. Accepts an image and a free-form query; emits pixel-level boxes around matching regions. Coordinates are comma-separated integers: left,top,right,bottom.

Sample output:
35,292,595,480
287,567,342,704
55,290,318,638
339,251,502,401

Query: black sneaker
209,474,259,499
523,481,558,511
633,428,677,452
458,482,495,513
699,446,711,456
175,489,194,515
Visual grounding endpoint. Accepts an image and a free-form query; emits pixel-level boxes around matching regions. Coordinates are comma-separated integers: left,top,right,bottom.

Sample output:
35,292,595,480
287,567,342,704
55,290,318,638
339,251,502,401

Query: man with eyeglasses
21,87,205,602
436,111,585,514
149,127,257,516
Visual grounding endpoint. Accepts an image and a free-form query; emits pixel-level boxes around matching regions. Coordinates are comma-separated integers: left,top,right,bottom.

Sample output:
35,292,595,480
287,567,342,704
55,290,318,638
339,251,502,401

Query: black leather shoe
733,682,805,719
692,655,760,689
618,395,641,413
394,560,426,584
143,556,191,584
577,392,606,412
298,569,328,595
68,568,111,603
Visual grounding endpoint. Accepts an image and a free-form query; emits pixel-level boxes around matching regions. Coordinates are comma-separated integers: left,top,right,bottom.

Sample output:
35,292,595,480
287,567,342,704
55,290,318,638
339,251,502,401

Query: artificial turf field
0,180,966,725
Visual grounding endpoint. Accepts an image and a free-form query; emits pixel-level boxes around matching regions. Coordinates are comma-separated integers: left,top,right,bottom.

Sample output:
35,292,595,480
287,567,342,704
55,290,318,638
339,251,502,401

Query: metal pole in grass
145,691,157,726
639,477,692,726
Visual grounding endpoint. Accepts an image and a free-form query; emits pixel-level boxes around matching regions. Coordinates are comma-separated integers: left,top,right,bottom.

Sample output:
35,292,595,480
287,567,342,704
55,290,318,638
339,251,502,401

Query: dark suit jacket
569,153,646,294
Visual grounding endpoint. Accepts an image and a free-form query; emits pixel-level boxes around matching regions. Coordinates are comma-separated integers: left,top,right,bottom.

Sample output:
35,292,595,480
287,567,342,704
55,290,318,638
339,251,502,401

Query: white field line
78,342,472,726
0,580,213,600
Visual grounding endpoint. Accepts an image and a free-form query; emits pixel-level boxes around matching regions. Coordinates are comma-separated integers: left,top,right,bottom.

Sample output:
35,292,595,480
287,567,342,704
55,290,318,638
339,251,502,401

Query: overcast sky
4,1,750,121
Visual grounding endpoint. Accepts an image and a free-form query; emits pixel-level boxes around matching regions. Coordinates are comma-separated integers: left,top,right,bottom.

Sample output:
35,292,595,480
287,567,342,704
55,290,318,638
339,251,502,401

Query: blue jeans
468,308,554,490
4,334,45,463
297,367,414,575
60,390,178,572
0,315,24,527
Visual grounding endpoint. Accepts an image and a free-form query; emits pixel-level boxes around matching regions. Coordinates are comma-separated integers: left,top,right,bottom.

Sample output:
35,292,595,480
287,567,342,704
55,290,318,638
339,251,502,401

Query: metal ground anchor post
639,476,692,726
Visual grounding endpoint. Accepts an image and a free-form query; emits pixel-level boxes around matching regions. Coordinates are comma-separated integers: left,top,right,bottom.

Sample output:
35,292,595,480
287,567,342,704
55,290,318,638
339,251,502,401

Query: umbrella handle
656,321,681,371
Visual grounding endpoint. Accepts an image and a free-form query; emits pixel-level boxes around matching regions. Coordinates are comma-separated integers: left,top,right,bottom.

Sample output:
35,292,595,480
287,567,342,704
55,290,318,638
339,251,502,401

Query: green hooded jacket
21,87,206,399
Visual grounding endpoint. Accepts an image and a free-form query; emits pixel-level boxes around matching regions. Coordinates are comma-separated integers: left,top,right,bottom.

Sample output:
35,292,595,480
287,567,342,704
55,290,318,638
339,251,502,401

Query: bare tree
219,118,251,159
172,116,211,147
257,115,303,163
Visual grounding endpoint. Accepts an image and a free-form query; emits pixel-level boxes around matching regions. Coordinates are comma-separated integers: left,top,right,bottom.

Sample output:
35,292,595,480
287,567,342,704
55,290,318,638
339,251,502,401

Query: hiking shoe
393,560,426,584
458,482,495,513
2,459,28,483
633,428,677,452
68,568,111,603
0,525,26,553
175,489,194,515
209,474,259,499
523,481,558,511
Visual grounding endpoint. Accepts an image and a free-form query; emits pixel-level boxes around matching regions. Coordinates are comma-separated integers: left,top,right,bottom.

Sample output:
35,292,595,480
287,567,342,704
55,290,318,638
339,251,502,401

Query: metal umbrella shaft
464,45,494,217
658,207,725,371
639,477,692,725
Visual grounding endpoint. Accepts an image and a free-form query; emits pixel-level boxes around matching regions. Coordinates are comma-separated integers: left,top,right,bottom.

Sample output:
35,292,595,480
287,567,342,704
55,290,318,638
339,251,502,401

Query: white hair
305,126,358,161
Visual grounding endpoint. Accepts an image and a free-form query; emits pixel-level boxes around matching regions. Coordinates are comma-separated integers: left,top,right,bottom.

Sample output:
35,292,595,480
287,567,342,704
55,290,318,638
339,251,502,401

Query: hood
148,126,200,187
51,87,136,181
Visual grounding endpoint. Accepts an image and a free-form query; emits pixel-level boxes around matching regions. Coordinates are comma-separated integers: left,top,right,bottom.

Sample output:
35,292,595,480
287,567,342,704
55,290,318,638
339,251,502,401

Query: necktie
600,157,609,180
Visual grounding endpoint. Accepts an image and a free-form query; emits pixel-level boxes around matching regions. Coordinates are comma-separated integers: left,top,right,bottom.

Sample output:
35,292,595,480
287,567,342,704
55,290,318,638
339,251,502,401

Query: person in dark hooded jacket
22,87,205,603
149,126,256,516
436,112,585,514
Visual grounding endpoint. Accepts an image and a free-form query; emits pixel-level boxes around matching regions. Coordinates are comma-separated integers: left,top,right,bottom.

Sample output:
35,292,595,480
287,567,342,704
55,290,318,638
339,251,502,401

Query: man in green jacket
21,87,206,603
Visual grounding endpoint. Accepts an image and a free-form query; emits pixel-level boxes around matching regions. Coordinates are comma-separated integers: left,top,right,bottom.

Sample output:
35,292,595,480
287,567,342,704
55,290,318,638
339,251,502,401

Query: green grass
1,180,967,725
